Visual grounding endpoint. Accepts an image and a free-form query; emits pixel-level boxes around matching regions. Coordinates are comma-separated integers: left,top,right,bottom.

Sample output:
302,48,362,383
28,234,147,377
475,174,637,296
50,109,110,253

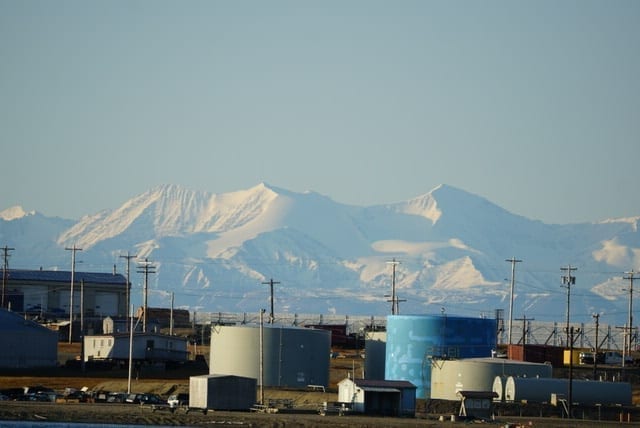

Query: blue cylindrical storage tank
385,315,497,399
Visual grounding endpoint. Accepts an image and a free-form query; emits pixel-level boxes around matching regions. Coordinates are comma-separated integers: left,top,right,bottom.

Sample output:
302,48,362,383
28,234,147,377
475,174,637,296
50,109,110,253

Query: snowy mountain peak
5,183,640,324
395,184,478,224
0,206,35,221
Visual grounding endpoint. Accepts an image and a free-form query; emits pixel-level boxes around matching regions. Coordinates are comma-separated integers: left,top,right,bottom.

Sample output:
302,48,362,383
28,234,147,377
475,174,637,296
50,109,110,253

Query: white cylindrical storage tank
210,324,331,388
504,376,631,406
430,358,552,401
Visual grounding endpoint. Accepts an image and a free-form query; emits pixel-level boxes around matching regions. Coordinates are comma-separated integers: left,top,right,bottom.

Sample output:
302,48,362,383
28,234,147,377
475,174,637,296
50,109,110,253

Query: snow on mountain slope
2,183,640,323
58,183,281,249
0,206,35,221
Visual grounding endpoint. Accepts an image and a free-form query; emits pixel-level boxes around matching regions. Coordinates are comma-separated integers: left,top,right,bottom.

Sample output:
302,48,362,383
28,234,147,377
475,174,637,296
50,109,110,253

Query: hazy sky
1,1,639,224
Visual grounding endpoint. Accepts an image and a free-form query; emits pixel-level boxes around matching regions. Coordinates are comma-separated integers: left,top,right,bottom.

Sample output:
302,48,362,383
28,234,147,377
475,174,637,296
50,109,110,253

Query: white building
83,332,188,363
337,377,416,417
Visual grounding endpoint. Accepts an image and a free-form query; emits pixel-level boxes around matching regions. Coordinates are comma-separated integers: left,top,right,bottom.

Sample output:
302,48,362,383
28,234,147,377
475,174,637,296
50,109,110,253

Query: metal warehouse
2,269,127,318
209,324,330,388
0,308,58,368
385,314,497,399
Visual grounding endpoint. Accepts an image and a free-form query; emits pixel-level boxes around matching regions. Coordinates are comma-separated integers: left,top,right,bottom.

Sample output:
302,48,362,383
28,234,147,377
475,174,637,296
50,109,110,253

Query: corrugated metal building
2,269,127,318
0,309,57,368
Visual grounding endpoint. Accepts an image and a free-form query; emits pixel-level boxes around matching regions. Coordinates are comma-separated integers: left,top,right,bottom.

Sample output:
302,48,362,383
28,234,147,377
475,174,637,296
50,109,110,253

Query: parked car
107,392,128,403
139,393,165,406
167,393,189,408
125,393,142,404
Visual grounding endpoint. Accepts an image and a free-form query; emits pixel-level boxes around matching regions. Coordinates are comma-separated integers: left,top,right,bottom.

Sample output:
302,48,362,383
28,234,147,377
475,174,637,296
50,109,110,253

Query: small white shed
338,377,416,417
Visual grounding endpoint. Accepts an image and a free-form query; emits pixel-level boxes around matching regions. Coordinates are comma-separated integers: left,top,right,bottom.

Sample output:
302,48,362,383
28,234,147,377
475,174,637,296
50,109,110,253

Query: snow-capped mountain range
2,183,639,325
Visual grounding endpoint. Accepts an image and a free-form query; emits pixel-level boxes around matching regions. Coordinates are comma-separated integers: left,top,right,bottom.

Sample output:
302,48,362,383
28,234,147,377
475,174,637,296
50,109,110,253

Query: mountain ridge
1,183,638,325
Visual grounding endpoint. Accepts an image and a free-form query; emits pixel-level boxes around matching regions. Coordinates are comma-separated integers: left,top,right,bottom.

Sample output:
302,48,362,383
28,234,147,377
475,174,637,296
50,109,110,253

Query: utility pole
623,270,638,358
561,265,577,347
567,326,580,419
515,315,533,346
120,252,137,328
506,257,522,345
259,308,265,405
592,313,600,380
386,293,407,315
262,278,280,324
65,245,82,343
1,246,15,308
137,258,155,333
387,258,401,315
170,292,174,336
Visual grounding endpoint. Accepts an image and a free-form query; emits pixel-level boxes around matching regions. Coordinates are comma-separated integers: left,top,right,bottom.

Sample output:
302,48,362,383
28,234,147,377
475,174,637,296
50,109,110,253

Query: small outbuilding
457,390,497,420
189,374,256,411
338,377,416,417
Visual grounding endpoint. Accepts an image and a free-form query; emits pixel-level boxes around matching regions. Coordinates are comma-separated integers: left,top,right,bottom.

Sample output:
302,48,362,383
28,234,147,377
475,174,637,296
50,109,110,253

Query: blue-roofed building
2,268,128,320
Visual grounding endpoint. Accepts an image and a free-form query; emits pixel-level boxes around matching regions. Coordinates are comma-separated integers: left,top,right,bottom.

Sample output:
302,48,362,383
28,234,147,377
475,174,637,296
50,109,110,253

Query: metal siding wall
210,326,260,380
364,338,386,380
210,325,330,388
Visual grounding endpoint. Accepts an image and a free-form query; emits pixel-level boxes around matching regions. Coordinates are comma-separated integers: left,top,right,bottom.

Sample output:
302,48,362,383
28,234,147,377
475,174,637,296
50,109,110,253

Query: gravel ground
0,401,635,427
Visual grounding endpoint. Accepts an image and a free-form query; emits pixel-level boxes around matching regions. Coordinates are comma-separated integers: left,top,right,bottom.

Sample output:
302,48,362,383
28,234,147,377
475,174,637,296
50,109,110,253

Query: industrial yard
2,342,640,426
3,297,640,426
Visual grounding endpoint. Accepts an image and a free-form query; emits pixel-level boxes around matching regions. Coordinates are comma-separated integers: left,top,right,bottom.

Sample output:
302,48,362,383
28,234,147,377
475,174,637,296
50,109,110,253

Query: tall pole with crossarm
262,278,280,324
506,257,522,345
65,245,82,343
561,265,577,347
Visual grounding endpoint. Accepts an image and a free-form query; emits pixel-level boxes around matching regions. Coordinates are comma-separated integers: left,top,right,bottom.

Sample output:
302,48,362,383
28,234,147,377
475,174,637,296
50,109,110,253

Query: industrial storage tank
385,315,497,399
210,324,330,388
430,357,552,401
504,376,631,406
492,375,504,402
364,331,386,380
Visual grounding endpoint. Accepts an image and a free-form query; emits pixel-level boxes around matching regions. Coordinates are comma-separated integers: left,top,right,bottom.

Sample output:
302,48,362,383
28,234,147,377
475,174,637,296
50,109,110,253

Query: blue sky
1,1,639,224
